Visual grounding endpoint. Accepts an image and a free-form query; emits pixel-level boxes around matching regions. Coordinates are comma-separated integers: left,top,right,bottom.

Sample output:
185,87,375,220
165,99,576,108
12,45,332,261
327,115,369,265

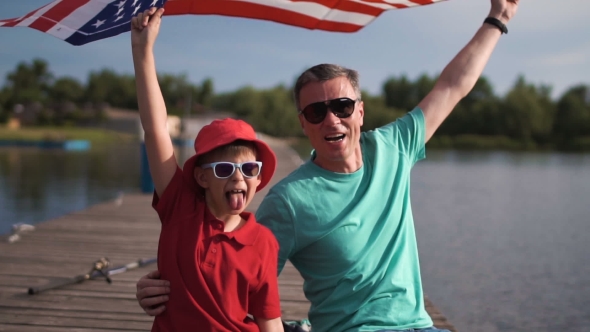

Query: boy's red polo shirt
150,167,281,332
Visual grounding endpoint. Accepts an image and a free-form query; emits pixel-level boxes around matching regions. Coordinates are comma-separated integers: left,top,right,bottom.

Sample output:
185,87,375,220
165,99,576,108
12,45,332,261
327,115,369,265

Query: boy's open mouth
226,189,245,210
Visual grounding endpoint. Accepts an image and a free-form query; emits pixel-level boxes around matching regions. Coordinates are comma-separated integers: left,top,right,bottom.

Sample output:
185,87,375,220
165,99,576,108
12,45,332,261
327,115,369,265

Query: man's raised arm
131,7,177,197
418,0,519,142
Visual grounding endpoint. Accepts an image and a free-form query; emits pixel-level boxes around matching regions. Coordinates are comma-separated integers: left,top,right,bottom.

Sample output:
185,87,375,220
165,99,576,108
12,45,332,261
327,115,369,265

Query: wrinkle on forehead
300,77,357,109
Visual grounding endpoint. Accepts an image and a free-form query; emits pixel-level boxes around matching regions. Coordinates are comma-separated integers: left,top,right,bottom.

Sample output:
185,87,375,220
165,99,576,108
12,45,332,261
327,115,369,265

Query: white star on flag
115,1,126,8
92,19,105,29
132,6,141,15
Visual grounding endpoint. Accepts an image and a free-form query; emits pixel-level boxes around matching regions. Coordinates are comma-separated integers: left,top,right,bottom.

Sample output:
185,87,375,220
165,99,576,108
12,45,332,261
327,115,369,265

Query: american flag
0,0,446,46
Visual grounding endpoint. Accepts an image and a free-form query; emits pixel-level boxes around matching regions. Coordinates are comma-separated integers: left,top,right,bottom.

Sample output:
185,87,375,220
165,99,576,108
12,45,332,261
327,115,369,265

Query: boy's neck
206,204,246,232
222,215,246,232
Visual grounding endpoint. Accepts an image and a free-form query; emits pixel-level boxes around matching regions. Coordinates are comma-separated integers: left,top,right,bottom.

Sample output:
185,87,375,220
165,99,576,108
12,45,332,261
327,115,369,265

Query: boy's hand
131,7,165,50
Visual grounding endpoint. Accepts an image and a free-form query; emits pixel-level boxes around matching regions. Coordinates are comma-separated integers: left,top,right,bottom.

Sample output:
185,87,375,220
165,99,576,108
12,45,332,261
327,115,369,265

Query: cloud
528,44,590,67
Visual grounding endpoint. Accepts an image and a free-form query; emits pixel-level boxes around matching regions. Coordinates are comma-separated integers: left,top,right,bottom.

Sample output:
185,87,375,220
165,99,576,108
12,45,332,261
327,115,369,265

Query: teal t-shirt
256,107,432,332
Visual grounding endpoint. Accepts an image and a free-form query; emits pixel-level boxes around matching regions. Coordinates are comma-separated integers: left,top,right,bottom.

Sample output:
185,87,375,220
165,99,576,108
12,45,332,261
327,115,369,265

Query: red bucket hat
182,118,277,193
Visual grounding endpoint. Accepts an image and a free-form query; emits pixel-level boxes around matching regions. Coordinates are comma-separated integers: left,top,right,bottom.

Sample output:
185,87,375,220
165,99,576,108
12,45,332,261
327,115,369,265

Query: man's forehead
300,77,356,102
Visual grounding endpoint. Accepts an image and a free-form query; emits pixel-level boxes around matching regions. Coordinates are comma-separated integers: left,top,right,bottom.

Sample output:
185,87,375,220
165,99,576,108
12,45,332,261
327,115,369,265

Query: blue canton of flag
67,0,167,45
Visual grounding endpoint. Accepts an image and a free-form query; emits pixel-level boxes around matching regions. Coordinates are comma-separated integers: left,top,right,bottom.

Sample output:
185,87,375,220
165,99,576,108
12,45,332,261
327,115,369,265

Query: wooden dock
0,136,456,331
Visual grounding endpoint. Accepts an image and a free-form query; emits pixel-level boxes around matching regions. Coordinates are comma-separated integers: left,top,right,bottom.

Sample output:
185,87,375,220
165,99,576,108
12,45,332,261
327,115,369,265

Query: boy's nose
230,168,245,181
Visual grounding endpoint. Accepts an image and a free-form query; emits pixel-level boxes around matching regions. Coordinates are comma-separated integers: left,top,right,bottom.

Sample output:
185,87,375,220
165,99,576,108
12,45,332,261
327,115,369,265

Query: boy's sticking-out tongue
227,190,245,210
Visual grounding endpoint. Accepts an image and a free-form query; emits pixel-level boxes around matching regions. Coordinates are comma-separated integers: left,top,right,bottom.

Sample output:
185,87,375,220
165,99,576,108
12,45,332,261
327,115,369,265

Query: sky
0,0,589,100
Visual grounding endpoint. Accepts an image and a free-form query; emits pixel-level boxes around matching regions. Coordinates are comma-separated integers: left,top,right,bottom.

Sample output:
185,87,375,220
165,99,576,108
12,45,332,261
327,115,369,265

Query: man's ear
358,100,364,127
194,167,210,189
298,114,307,136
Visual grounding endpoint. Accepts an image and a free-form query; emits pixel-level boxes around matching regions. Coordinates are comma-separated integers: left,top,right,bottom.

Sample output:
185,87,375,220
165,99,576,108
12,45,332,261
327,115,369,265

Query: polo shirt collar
231,211,259,246
204,207,259,246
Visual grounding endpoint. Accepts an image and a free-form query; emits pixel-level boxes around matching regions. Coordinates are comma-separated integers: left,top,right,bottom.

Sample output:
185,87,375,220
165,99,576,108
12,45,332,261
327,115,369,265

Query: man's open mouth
325,134,345,142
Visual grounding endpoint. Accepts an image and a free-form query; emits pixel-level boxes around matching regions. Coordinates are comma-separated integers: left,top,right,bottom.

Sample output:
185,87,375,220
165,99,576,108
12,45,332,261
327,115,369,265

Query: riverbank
288,135,590,157
0,126,137,146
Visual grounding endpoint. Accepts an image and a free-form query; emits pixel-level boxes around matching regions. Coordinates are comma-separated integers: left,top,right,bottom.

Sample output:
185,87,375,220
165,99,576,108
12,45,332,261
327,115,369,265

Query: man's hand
489,0,519,24
131,7,165,51
136,270,170,316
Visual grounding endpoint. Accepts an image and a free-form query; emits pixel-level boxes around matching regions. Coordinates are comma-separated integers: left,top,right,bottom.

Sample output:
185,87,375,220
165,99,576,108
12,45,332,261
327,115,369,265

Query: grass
0,126,137,145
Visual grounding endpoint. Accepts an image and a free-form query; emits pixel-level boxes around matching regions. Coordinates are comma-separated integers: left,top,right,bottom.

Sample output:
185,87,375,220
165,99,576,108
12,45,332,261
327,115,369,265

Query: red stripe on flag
1,2,53,28
164,0,367,32
29,0,90,32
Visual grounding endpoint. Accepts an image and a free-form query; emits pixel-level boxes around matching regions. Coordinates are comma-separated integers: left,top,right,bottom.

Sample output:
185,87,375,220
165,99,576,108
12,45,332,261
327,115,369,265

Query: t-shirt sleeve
248,230,282,319
374,106,426,165
151,166,194,225
255,191,295,276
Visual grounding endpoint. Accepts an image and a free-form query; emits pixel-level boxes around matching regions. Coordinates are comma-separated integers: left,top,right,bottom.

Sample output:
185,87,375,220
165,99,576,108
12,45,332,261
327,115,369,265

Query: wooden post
138,120,154,194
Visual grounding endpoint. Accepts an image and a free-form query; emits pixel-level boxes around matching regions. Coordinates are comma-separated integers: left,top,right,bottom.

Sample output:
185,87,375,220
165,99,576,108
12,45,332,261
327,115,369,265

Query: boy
131,7,284,332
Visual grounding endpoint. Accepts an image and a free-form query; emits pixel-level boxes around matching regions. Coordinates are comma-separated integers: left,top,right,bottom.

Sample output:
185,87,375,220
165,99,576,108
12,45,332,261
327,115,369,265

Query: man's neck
312,147,363,174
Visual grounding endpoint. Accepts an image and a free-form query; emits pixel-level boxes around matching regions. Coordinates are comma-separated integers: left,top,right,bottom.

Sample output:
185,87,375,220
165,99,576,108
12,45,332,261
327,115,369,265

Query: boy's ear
194,167,210,189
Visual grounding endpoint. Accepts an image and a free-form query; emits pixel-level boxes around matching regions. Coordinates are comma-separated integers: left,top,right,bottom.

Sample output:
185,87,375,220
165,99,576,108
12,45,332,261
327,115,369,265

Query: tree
438,76,501,136
213,86,263,118
382,73,435,111
553,84,590,140
198,78,214,108
50,77,85,104
360,90,404,131
499,75,555,142
85,69,136,109
4,58,53,109
156,73,199,115
0,88,6,123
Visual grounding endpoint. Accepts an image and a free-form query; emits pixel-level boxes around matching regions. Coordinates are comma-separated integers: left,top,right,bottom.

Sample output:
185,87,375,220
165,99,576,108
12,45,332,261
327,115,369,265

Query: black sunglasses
201,161,262,179
299,97,358,124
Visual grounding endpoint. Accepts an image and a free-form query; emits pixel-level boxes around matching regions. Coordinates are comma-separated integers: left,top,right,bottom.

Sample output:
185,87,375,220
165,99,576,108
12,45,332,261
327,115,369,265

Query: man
135,1,519,331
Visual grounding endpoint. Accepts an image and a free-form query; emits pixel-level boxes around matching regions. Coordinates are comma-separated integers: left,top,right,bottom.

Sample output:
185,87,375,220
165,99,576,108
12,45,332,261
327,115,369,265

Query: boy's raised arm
131,7,177,197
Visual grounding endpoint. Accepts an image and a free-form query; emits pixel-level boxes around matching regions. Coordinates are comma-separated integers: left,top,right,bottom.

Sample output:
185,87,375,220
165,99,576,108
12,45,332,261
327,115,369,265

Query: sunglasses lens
302,103,328,124
331,98,355,118
214,163,235,178
241,162,261,177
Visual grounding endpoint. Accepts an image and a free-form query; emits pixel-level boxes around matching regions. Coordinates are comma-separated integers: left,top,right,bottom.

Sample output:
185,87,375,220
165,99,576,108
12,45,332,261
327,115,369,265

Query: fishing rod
27,257,157,295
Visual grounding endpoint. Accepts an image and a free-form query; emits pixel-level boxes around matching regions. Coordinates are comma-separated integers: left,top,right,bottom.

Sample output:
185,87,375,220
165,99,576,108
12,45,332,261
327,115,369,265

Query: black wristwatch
484,17,508,34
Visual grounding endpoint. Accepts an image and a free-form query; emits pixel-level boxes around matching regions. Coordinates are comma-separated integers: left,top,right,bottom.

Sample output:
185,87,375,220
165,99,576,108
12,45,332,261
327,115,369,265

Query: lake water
412,151,590,332
0,145,588,331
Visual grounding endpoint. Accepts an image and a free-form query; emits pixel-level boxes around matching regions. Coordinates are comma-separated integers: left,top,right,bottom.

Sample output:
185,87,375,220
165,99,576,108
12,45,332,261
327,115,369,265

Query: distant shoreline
288,135,590,159
0,126,136,146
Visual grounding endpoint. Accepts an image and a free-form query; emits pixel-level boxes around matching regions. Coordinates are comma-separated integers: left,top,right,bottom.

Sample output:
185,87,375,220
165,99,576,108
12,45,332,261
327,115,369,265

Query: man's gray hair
293,64,362,111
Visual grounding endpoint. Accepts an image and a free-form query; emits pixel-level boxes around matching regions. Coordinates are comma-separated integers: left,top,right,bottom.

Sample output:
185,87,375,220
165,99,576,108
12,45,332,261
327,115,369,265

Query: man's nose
322,108,340,125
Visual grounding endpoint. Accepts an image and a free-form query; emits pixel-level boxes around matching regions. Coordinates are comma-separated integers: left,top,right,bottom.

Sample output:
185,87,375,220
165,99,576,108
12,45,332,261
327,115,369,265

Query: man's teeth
230,190,245,194
325,134,345,142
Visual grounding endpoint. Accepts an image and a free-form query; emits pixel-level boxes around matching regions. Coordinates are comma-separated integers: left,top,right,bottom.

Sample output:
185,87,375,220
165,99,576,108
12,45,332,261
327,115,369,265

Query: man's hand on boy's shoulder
136,270,170,316
131,6,165,51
